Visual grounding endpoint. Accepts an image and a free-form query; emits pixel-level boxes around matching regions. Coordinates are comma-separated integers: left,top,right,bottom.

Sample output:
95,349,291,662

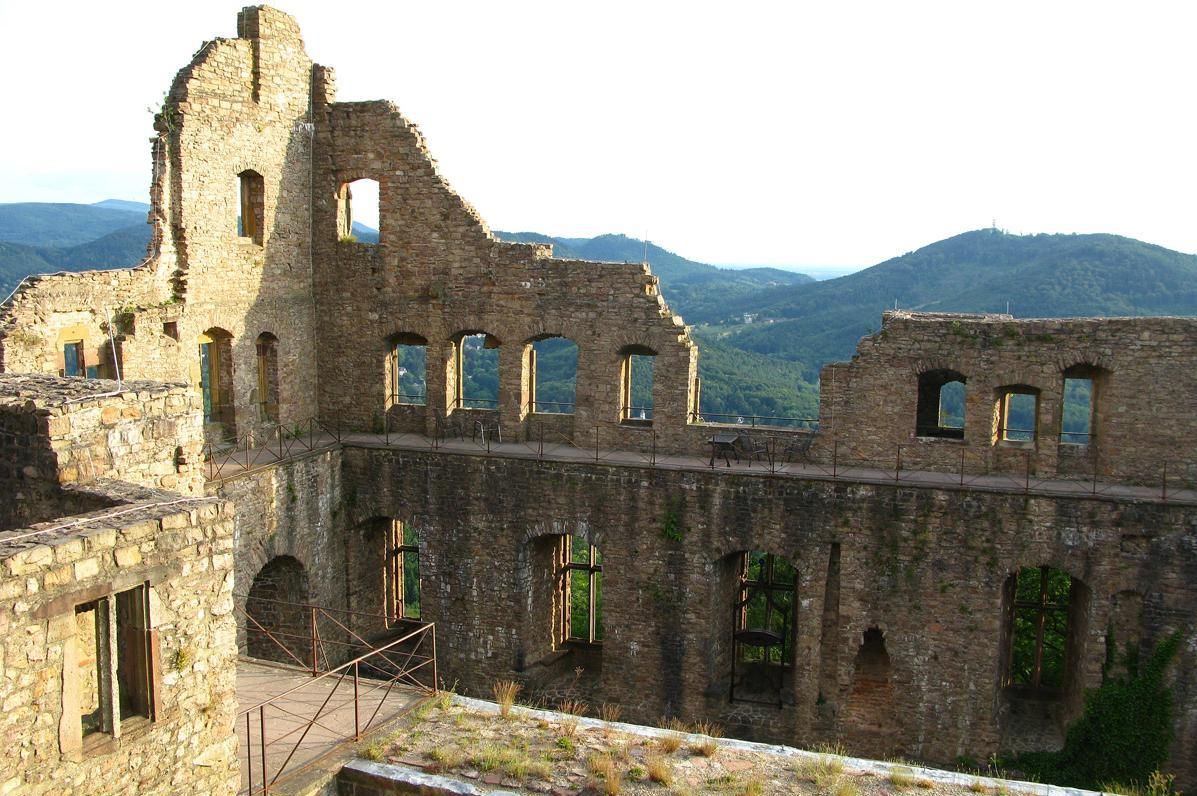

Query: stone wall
0,375,206,529
331,445,1197,787
0,6,320,446
817,311,1197,485
310,99,698,452
0,493,238,796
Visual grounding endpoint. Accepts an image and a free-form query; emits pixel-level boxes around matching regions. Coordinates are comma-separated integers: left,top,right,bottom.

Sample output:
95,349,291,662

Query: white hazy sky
1,1,1195,269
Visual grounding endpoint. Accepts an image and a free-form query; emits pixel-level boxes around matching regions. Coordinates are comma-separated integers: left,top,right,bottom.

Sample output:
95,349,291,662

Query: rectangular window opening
63,341,85,378
1001,391,1037,442
621,354,654,423
1061,377,1093,445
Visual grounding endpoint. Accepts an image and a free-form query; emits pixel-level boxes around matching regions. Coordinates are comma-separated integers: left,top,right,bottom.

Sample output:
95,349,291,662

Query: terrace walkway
205,425,1197,506
236,658,425,794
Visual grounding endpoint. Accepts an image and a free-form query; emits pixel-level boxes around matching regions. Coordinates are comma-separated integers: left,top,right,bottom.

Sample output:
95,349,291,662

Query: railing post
538,421,544,460
353,661,361,740
1162,461,1168,501
959,448,965,486
594,424,600,462
1025,451,1031,492
895,445,902,482
1092,447,1099,495
431,625,439,694
832,440,838,478
260,704,270,795
246,711,254,795
651,429,657,466
310,607,318,676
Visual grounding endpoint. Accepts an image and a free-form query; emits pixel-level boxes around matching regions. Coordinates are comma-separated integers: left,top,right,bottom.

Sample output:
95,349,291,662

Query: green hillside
495,231,812,326
7,201,1197,428
0,202,145,248
711,229,1197,374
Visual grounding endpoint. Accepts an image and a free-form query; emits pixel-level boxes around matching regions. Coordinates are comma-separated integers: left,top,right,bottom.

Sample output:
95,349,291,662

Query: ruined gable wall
310,100,698,452
0,497,238,796
817,311,1197,484
335,446,1197,787
0,7,320,441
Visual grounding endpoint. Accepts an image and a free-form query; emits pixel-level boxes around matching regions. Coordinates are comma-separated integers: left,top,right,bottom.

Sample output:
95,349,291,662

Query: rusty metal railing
235,599,437,795
204,416,344,482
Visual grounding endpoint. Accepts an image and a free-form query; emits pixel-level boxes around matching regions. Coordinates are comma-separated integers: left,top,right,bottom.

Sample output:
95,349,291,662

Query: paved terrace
236,658,425,795
205,426,1197,505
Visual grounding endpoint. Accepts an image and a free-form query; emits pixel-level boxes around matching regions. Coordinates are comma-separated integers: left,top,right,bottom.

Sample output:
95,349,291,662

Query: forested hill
706,229,1197,374
495,231,812,323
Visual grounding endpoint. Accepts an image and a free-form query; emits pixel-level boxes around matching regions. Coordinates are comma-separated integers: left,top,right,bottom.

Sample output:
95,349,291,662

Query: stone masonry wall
0,6,320,445
0,493,238,796
332,446,1197,788
817,310,1197,485
310,99,699,453
0,375,206,530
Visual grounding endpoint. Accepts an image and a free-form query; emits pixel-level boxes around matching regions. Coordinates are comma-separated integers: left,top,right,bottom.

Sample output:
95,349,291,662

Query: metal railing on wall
201,411,1197,506
234,597,437,795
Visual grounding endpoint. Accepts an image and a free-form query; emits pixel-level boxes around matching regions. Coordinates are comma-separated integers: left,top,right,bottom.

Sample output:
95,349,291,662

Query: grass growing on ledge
370,695,1052,796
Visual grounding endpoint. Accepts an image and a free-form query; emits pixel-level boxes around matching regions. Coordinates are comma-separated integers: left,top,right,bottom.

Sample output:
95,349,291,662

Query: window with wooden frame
734,552,795,665
255,332,279,423
68,584,159,754
1005,566,1071,691
237,169,264,244
559,536,603,644
62,341,86,377
384,519,421,624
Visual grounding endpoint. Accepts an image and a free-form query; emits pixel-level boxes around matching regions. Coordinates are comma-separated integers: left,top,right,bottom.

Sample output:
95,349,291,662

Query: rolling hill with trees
5,201,1197,424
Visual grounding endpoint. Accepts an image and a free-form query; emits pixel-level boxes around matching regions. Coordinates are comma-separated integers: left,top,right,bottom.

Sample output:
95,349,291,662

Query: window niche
730,551,796,705
67,585,157,754
255,332,279,423
619,344,655,424
995,385,1039,443
385,519,421,623
385,333,428,407
915,369,966,439
336,178,380,244
528,335,578,414
198,328,236,440
560,536,603,645
237,170,264,245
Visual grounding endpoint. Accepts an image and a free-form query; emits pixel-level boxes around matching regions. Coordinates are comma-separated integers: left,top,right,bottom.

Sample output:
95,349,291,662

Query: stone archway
245,555,310,663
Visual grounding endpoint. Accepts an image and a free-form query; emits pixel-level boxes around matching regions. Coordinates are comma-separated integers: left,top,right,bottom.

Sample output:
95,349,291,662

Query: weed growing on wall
1005,631,1181,789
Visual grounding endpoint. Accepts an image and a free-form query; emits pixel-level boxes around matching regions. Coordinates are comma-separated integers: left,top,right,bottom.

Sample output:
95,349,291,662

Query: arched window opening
244,556,309,664
198,328,236,440
237,170,264,244
336,178,380,244
916,369,966,439
619,344,655,423
454,332,500,410
730,551,795,705
387,333,428,407
1061,365,1102,445
560,536,603,644
255,332,279,423
530,336,578,414
996,385,1038,443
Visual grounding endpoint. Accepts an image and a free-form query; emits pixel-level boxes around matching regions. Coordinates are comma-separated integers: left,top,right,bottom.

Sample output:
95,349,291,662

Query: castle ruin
0,7,1194,794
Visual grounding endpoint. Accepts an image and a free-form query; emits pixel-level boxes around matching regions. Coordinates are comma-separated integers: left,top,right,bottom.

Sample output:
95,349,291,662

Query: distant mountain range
4,201,1197,422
